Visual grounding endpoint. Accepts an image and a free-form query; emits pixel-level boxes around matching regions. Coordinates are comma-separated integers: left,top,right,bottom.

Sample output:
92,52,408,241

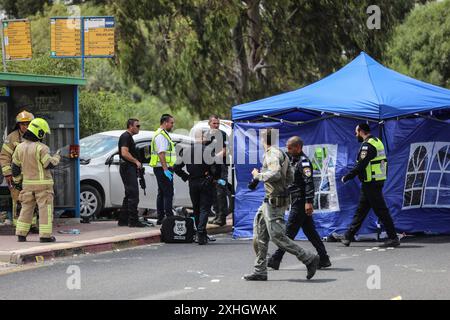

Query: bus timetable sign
50,17,82,58
50,16,114,58
84,17,115,57
2,19,32,60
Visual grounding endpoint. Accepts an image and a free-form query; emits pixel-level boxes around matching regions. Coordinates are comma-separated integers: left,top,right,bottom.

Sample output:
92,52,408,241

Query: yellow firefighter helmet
16,111,35,123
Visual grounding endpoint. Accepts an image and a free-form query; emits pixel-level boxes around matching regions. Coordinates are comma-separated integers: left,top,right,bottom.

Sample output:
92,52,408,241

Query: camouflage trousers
253,202,315,276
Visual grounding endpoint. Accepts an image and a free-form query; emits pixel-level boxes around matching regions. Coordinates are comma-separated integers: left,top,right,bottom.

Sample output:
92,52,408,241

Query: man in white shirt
150,114,176,225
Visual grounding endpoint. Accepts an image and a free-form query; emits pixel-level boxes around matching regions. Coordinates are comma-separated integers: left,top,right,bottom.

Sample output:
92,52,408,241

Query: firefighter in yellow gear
11,118,60,242
0,111,38,228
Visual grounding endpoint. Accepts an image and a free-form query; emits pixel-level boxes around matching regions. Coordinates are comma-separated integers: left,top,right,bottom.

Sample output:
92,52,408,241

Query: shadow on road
287,278,337,283
278,267,354,272
400,235,450,244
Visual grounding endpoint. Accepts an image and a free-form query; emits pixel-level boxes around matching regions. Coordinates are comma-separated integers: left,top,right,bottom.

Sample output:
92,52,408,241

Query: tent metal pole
258,113,380,124
261,114,337,126
416,114,449,124
231,121,235,229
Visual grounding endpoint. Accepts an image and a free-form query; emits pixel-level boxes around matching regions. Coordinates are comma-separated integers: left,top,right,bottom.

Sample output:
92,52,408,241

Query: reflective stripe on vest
364,137,387,182
149,129,176,167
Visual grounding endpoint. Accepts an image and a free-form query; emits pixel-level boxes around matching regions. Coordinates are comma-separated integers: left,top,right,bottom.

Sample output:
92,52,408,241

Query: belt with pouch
264,196,288,207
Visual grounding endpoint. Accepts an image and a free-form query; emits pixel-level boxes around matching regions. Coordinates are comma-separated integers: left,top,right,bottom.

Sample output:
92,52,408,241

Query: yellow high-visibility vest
149,128,176,167
364,137,387,182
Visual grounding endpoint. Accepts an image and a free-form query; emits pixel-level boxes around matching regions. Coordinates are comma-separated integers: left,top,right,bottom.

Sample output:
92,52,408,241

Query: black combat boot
318,255,332,269
40,236,56,243
243,273,267,281
332,232,351,246
380,237,400,248
30,226,40,234
267,257,281,270
210,219,226,227
128,221,149,228
198,232,208,245
306,255,320,280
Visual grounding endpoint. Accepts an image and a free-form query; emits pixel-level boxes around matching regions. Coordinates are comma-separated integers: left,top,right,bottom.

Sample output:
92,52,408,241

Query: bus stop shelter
0,72,86,218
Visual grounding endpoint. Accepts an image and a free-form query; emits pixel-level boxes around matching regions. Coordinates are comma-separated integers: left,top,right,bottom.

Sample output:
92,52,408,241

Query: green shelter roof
0,72,86,87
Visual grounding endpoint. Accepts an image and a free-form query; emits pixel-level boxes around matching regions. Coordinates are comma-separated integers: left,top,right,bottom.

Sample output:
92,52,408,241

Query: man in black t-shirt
117,118,147,228
206,115,230,226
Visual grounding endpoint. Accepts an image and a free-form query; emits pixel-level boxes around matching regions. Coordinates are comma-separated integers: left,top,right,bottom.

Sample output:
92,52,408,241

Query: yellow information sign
50,18,81,57
2,19,32,60
84,17,115,57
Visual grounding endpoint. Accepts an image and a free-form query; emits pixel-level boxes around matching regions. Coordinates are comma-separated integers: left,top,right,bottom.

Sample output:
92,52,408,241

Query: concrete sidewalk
0,218,232,265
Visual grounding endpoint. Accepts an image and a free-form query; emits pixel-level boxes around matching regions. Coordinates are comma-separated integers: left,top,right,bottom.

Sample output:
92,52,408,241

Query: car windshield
80,134,119,160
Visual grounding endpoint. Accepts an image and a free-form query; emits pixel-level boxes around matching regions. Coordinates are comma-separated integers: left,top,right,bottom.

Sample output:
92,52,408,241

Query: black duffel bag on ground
160,215,195,243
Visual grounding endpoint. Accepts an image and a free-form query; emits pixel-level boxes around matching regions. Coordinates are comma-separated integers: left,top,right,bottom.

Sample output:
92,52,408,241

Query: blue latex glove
217,179,226,186
164,169,173,181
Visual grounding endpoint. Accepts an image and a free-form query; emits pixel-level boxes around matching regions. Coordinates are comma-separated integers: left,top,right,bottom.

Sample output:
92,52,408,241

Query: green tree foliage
112,0,415,118
387,0,450,88
0,0,50,18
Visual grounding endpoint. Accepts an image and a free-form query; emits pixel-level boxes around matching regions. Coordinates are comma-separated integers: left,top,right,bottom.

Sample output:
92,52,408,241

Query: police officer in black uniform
268,136,331,270
337,123,400,247
117,118,147,228
174,130,224,245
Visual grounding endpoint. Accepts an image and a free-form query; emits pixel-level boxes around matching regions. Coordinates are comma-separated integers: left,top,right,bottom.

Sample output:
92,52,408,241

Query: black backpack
160,215,195,243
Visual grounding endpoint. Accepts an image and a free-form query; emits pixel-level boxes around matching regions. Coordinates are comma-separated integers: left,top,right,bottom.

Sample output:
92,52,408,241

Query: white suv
79,130,192,219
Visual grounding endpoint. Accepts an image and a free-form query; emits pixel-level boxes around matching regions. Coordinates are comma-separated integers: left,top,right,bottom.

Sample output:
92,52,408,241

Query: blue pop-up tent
232,52,450,239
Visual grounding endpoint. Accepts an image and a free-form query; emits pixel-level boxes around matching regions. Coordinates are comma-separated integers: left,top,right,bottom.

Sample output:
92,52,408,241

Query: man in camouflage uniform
243,128,320,281
268,136,331,270
0,111,37,228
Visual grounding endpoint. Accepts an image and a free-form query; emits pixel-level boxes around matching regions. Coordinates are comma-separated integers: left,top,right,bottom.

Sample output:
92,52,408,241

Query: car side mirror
107,154,120,165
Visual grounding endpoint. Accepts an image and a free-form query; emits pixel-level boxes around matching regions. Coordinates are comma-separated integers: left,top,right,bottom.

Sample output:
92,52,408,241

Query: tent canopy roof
232,52,450,121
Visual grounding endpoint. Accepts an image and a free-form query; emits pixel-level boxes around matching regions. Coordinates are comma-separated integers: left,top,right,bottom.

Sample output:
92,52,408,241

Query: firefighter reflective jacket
12,140,60,189
0,130,23,176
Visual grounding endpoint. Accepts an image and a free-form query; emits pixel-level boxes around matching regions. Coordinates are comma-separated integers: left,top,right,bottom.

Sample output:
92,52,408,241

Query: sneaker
40,236,56,243
128,221,149,228
267,257,280,270
243,273,267,281
318,255,332,269
206,235,216,242
18,235,27,242
381,238,400,248
306,255,320,280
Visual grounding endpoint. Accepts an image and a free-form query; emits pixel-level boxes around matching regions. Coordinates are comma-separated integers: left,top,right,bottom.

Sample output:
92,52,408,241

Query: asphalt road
0,234,449,300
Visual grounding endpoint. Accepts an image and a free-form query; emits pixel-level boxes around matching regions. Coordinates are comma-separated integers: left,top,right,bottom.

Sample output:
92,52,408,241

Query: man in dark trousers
150,114,177,224
338,123,400,247
206,115,229,226
118,118,147,228
174,130,225,245
267,136,331,270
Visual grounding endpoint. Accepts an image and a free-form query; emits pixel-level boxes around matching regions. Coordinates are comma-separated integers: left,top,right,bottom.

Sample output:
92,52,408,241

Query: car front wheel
80,184,103,219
